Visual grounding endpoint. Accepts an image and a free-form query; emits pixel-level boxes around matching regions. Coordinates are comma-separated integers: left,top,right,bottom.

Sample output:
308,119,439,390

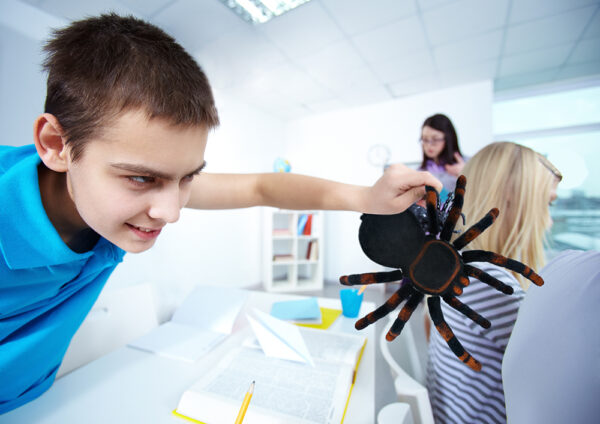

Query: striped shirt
426,262,525,424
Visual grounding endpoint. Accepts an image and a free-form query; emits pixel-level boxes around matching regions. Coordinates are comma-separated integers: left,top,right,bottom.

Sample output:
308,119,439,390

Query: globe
273,157,291,173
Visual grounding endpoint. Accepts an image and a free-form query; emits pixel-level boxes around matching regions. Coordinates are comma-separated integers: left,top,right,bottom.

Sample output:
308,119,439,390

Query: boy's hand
361,163,442,214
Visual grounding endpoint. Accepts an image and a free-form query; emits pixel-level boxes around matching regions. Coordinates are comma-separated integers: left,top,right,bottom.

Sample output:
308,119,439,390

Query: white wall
0,33,47,145
283,81,493,282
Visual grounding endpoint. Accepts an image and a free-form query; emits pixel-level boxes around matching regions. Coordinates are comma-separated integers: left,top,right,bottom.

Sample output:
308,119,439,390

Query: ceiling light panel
218,0,312,24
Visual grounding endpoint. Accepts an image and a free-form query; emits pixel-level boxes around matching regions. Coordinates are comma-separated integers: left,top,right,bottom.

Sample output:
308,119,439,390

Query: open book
128,286,248,362
174,327,367,424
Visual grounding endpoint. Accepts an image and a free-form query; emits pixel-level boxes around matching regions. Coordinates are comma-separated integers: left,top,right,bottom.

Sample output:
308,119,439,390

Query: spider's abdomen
409,237,462,295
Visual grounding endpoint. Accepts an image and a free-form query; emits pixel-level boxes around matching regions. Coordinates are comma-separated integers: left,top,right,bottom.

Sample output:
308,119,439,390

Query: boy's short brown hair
43,13,219,161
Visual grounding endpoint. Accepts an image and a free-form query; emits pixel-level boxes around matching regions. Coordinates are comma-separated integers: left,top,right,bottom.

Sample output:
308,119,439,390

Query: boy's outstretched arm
186,163,442,214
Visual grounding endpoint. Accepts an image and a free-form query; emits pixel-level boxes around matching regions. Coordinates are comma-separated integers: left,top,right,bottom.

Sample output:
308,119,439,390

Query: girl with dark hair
419,114,466,196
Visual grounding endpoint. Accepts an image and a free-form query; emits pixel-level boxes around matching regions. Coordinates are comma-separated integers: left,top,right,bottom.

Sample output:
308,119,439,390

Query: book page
300,328,365,365
177,347,355,424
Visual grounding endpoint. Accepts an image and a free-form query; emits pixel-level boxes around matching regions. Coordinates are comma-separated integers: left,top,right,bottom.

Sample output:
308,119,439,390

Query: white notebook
128,285,249,362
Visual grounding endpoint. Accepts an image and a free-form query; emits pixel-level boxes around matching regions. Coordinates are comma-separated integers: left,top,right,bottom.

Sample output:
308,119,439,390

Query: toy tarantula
339,176,543,371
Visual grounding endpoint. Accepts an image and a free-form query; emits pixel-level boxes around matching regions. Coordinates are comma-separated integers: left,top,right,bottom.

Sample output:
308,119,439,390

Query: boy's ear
33,113,70,172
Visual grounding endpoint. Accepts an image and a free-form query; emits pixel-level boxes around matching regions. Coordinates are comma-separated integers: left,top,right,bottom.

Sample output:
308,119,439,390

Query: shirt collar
0,149,124,269
426,159,446,172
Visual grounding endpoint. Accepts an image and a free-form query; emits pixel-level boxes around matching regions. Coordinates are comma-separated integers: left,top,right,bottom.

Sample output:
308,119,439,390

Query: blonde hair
455,142,560,290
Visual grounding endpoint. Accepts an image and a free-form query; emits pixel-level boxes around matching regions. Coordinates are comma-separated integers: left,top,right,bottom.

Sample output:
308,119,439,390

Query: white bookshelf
261,208,324,292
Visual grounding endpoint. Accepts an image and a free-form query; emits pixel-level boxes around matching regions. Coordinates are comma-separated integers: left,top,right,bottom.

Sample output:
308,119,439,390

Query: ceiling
12,0,600,120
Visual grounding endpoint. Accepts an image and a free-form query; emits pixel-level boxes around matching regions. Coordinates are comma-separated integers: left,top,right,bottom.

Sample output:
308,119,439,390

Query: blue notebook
297,214,308,235
270,297,321,321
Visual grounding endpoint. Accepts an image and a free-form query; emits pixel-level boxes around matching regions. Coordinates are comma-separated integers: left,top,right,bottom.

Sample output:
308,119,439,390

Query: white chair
57,283,159,378
379,303,434,424
377,402,413,424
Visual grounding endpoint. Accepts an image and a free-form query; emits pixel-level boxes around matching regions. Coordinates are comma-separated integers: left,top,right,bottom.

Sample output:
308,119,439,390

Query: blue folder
270,297,321,321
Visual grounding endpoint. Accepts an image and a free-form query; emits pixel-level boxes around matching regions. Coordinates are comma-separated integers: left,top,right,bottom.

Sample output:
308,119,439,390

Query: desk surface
1,291,376,424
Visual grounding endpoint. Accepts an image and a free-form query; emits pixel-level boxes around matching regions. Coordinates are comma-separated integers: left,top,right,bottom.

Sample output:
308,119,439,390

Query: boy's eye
128,176,155,185
181,174,195,183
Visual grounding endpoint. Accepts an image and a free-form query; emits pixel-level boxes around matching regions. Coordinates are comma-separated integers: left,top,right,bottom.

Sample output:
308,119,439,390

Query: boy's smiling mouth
126,223,163,239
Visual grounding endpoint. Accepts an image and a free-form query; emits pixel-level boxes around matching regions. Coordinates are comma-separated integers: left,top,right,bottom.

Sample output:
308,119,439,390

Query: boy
0,14,441,413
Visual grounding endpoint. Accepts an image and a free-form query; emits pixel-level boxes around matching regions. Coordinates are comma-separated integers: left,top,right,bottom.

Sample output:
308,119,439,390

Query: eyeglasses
537,154,563,182
419,137,445,146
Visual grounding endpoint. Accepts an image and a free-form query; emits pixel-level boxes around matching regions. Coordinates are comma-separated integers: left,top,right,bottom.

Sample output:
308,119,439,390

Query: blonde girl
426,142,561,424
457,142,561,288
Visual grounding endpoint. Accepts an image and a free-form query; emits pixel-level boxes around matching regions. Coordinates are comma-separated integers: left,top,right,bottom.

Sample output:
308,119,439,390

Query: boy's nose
147,189,182,223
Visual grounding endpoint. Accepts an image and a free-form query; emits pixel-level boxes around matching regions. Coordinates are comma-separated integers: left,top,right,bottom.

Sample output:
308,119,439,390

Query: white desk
0,291,376,424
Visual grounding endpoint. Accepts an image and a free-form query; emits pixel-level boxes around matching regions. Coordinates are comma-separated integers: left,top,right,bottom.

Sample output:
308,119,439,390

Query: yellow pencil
358,285,366,295
234,380,254,424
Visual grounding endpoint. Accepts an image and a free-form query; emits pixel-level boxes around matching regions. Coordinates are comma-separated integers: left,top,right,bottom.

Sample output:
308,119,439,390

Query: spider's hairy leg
428,297,482,371
339,269,403,286
443,294,491,329
463,264,513,294
450,277,467,296
453,208,499,250
355,281,413,330
440,175,466,242
386,292,424,341
457,275,470,287
425,186,440,234
449,275,469,296
463,250,544,286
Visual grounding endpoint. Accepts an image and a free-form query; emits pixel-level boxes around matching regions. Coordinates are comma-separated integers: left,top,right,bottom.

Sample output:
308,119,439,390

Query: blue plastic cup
340,288,364,318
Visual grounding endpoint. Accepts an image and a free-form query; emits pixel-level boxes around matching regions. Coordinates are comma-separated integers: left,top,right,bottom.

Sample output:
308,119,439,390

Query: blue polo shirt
0,144,125,413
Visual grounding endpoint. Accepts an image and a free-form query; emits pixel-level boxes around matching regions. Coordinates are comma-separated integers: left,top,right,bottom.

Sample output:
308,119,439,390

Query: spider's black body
340,176,544,371
359,211,464,296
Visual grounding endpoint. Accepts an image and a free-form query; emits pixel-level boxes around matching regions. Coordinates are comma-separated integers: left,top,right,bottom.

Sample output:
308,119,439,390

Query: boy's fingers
393,186,425,211
398,170,442,194
385,163,441,190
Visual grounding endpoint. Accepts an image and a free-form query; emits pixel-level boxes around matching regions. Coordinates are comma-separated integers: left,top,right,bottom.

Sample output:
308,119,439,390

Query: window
493,83,600,254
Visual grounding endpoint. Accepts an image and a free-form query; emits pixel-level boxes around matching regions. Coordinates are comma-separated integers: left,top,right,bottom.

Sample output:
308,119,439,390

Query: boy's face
65,110,208,253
